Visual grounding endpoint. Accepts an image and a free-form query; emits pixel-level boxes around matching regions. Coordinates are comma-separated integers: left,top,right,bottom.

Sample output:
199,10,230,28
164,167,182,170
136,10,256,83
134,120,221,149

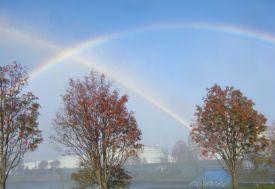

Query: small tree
126,155,141,166
0,63,42,189
52,71,142,189
72,165,131,189
172,140,194,163
49,160,60,169
108,166,131,189
38,160,48,170
191,84,267,189
72,167,96,189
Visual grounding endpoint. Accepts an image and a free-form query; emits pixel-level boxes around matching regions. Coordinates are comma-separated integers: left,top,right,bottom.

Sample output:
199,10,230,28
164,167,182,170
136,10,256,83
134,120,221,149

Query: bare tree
52,71,142,189
0,62,42,189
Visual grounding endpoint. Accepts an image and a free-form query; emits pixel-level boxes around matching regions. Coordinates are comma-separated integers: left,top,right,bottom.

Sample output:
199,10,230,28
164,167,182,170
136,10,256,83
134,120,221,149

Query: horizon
0,0,275,162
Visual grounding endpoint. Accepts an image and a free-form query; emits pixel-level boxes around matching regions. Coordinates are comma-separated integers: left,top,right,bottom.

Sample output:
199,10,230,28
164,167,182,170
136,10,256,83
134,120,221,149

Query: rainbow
3,21,275,130
21,22,275,81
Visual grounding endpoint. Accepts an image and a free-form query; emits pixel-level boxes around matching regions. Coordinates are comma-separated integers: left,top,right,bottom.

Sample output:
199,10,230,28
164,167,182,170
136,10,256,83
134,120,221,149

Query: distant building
168,154,176,163
24,146,169,169
265,124,275,139
138,146,167,164
24,162,37,170
58,155,79,168
24,155,79,170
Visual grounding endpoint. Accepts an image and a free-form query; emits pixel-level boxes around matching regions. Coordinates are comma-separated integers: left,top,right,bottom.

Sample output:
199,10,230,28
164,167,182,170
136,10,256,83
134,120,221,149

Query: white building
23,146,170,169
24,161,37,170
23,155,79,170
58,155,79,168
138,146,167,164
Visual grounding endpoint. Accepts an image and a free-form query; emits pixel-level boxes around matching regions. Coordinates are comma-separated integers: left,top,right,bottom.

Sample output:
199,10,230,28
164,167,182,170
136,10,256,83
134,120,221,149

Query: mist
1,1,275,189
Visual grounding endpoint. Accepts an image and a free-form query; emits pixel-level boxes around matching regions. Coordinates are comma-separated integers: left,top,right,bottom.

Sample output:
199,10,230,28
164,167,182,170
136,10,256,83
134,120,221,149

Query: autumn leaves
191,84,268,189
1,62,269,189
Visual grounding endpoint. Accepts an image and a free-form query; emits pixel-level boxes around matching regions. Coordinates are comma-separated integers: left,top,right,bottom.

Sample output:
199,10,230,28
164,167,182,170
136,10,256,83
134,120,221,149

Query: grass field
237,185,275,189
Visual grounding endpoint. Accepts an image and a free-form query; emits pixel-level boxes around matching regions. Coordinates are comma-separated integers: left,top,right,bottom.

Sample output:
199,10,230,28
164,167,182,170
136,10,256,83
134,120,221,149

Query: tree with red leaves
191,84,267,189
0,62,42,189
52,71,142,189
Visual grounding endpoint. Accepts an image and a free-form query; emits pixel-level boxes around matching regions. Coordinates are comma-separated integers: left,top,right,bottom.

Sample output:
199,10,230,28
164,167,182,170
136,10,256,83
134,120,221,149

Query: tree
267,124,275,165
72,165,131,189
0,62,42,189
106,166,131,189
191,84,267,189
49,160,60,169
172,140,194,162
126,155,141,166
72,167,96,189
52,71,142,189
38,160,48,170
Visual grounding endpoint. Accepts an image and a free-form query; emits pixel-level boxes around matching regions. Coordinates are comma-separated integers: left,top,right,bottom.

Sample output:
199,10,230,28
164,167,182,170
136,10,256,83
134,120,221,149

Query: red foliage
0,62,42,187
53,71,142,189
191,84,267,189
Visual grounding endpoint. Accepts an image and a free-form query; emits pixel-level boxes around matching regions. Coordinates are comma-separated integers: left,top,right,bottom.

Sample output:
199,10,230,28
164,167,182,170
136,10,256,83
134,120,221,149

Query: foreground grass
237,185,274,189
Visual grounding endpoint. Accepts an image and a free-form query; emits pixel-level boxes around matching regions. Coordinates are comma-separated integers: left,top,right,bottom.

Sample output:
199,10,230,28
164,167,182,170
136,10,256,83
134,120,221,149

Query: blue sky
0,0,275,161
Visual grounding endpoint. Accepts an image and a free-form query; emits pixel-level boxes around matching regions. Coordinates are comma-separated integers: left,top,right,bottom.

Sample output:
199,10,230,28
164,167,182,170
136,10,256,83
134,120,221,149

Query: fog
1,1,275,188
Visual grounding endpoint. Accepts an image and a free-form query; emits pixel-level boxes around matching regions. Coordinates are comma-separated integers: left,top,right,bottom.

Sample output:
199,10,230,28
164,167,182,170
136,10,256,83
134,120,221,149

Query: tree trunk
0,161,5,189
99,175,108,189
2,180,5,189
96,167,107,189
231,171,238,189
101,182,108,189
0,173,5,189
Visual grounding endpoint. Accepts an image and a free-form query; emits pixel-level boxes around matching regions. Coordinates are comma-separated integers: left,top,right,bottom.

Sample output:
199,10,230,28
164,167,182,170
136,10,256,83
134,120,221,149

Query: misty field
238,186,274,189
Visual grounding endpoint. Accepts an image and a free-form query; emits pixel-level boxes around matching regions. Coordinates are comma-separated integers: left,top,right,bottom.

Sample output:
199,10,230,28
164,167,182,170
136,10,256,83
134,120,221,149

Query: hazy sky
0,0,275,161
